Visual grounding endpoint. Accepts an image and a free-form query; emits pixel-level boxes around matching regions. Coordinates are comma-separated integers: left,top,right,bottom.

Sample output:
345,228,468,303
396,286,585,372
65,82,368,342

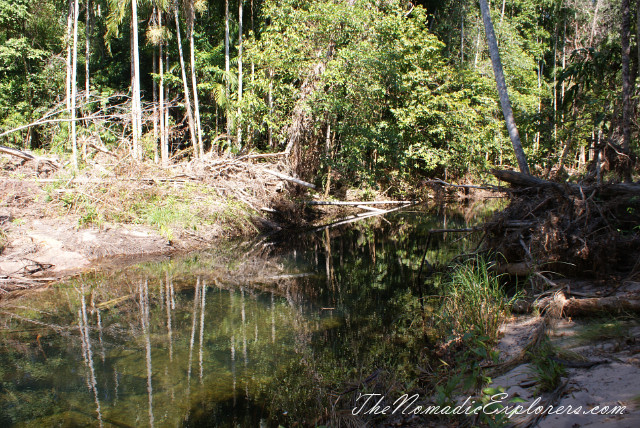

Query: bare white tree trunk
225,0,230,139
66,0,73,112
85,0,91,102
164,48,170,162
174,6,198,157
71,0,79,170
159,11,167,166
131,0,142,160
188,1,203,157
268,69,273,148
237,0,243,149
589,0,600,46
478,0,530,174
153,44,158,164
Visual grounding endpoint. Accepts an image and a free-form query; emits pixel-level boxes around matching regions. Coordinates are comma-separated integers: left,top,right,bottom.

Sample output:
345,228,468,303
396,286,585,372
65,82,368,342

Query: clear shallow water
0,201,501,427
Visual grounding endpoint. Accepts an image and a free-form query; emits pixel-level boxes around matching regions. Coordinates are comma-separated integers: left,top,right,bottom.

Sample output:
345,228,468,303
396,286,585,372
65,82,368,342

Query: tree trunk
188,0,203,157
478,0,530,175
621,0,633,181
460,3,464,63
225,0,230,141
159,12,167,166
237,0,244,149
71,0,79,170
174,6,198,157
85,0,91,102
164,47,170,162
589,0,600,46
268,68,273,148
66,0,73,112
153,8,158,164
131,0,142,160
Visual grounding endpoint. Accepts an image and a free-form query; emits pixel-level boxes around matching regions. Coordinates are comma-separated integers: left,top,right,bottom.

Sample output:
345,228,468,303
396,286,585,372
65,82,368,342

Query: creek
0,200,502,427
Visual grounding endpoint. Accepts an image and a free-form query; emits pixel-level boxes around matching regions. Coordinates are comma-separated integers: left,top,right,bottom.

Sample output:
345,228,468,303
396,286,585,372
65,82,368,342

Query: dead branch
423,179,503,191
492,169,640,197
262,168,317,190
305,200,417,206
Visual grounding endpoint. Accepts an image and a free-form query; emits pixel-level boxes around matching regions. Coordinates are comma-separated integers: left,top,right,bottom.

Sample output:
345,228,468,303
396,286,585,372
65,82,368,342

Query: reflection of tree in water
0,202,500,426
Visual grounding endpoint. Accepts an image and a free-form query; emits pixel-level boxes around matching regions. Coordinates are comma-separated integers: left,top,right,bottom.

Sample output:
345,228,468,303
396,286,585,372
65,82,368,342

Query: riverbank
1,151,435,292
0,151,303,291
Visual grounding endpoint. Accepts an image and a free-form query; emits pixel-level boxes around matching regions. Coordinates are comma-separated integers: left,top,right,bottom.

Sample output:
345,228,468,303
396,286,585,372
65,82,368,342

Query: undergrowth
436,256,513,342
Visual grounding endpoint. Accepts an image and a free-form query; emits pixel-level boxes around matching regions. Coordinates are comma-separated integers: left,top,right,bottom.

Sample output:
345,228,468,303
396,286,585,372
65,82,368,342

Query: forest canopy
0,0,637,188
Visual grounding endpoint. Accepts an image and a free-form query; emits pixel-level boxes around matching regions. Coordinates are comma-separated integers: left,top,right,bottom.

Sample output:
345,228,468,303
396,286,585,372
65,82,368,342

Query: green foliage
528,337,566,393
437,256,513,342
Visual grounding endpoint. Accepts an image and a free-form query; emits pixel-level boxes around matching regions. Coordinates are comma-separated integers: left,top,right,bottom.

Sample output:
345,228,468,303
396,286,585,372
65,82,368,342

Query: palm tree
478,0,530,175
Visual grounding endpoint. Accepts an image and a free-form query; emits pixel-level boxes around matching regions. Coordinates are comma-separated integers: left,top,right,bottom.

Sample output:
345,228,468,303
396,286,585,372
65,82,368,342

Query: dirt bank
0,152,311,292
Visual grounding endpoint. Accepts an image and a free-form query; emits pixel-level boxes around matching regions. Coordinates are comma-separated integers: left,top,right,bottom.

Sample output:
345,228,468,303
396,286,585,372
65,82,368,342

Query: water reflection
0,201,501,427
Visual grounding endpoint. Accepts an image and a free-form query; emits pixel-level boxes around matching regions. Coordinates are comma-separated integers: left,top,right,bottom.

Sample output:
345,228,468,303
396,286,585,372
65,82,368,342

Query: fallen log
0,145,60,170
311,202,414,232
423,179,502,191
0,145,35,161
492,169,640,197
306,200,417,206
558,293,640,316
512,292,640,316
262,168,317,190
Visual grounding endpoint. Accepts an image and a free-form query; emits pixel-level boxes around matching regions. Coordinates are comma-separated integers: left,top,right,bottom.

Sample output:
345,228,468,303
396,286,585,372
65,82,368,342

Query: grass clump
437,256,512,343
578,318,631,343
528,337,566,393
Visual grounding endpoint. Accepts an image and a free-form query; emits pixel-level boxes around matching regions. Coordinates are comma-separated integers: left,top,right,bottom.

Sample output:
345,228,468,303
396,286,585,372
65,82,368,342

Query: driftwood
0,145,60,172
306,200,416,206
492,169,640,197
261,168,317,190
557,292,640,316
423,179,502,191
512,292,640,316
311,202,415,232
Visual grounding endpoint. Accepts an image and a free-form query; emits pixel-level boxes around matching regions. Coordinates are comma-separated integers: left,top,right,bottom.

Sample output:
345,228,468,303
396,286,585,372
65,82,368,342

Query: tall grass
437,257,511,342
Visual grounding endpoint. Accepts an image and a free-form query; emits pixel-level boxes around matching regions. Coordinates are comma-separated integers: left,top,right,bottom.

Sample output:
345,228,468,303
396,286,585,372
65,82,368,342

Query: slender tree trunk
160,12,167,166
153,46,158,163
66,0,73,112
637,0,640,82
85,0,91,101
188,0,203,157
131,0,142,160
174,6,198,157
460,3,464,63
71,0,79,170
268,69,273,148
153,8,158,164
225,0,230,139
478,0,530,174
621,0,632,181
500,0,506,25
248,0,254,148
237,0,244,149
589,0,600,46
164,48,170,161
473,29,481,69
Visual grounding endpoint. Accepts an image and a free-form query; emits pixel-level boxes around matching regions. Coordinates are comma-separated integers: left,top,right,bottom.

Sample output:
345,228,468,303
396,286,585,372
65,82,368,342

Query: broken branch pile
485,170,640,278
